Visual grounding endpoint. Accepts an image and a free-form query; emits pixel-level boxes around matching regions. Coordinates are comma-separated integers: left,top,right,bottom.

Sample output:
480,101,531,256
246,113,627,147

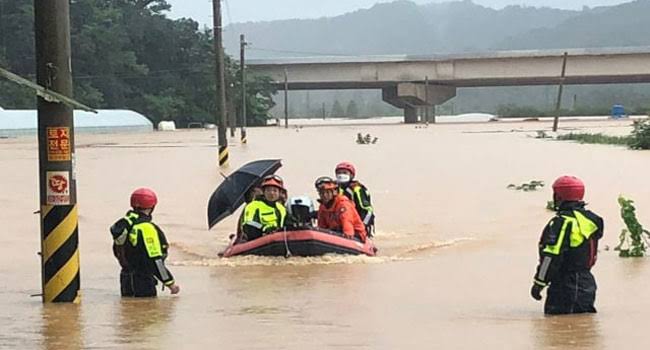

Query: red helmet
335,162,356,178
552,176,585,202
315,176,337,191
131,188,158,209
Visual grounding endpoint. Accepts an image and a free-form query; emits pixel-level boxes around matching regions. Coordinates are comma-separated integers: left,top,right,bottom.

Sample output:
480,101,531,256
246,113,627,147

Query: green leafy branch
507,180,545,192
615,196,650,257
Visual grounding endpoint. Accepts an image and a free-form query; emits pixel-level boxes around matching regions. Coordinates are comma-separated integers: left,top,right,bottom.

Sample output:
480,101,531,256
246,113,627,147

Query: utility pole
240,34,247,144
552,52,568,132
424,76,430,123
212,0,228,167
284,68,289,128
34,0,80,303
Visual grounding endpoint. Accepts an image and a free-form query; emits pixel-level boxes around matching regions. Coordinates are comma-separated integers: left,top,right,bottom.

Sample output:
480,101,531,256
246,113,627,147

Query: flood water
1,118,650,349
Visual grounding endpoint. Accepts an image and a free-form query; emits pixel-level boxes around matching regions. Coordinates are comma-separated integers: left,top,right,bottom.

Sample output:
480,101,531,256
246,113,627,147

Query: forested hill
224,0,580,57
224,0,650,58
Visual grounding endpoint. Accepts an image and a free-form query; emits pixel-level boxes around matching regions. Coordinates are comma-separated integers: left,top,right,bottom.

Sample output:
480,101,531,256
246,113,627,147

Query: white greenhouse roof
0,109,153,130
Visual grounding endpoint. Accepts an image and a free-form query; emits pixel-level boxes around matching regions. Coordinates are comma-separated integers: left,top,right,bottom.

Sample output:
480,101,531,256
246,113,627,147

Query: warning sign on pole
46,171,70,205
47,127,71,161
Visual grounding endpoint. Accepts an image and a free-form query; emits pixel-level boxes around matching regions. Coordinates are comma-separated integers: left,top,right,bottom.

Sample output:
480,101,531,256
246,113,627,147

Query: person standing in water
530,176,603,314
110,188,180,297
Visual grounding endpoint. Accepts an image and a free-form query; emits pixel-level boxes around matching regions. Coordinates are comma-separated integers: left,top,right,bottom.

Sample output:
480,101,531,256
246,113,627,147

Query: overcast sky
166,0,632,26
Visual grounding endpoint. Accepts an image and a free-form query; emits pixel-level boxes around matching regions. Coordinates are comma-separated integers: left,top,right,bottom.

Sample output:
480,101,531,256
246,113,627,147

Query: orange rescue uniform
317,194,367,242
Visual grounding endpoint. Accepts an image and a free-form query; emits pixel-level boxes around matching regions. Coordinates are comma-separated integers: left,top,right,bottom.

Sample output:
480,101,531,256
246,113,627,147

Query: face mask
336,173,351,184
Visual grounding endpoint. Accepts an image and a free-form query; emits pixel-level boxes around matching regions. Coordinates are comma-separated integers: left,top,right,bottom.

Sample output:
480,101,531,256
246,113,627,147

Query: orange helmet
261,174,285,190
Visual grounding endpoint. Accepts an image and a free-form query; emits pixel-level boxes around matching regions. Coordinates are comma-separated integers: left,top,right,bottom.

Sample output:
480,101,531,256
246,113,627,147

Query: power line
249,47,355,57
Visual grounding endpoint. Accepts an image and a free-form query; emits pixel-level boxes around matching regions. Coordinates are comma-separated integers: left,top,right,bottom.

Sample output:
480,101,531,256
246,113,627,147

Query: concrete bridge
248,47,650,123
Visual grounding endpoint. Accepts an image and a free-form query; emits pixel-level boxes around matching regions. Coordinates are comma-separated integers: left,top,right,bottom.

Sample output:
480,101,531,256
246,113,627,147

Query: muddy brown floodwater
1,118,649,349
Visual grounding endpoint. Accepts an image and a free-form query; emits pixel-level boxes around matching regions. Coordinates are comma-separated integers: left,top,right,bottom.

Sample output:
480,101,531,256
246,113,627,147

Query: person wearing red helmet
110,188,180,297
240,175,287,241
530,176,603,315
335,162,375,237
315,176,367,242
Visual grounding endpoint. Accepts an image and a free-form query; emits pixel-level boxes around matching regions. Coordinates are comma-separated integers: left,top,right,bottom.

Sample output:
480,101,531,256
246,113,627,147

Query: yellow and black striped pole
35,0,80,303
240,130,247,145
40,205,80,303
218,144,229,167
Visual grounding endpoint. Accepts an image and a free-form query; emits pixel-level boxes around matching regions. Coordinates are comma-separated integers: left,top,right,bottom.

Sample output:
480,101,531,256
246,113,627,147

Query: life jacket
241,199,287,234
318,194,367,242
339,181,375,227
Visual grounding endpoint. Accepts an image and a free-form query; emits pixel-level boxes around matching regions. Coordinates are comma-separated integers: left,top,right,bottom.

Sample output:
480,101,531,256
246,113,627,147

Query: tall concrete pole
34,0,80,303
240,34,247,144
552,52,568,132
424,76,430,123
284,68,289,128
212,0,228,167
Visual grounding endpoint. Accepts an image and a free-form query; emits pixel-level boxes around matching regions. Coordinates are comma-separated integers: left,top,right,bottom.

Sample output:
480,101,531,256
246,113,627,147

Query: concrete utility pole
552,52,568,132
240,34,247,144
34,0,80,303
424,76,430,123
284,68,289,128
212,0,228,167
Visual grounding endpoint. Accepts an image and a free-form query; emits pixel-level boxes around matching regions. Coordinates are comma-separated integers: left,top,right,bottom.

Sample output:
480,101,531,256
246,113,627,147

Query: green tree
0,0,276,127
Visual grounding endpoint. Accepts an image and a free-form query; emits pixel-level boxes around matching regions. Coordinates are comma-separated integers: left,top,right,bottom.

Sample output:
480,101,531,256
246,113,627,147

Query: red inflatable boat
221,229,377,257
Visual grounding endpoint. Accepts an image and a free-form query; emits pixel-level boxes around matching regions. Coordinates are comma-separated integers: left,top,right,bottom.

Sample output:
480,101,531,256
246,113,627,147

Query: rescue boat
221,228,377,257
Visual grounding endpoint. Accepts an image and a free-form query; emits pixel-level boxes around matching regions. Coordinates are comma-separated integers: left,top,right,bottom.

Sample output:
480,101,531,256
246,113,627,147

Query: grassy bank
556,133,630,146
555,119,650,149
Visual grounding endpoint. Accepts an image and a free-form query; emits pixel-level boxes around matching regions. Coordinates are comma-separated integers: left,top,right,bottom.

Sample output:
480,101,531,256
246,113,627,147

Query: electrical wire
249,47,355,57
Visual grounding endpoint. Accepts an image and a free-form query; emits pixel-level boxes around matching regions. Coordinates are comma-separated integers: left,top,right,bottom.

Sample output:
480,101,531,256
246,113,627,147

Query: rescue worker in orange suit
335,162,375,237
240,175,287,241
530,176,603,315
315,176,367,243
110,188,180,297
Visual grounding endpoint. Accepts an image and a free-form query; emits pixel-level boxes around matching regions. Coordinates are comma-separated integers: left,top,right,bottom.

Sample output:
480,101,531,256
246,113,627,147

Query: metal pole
424,76,430,123
552,52,568,132
213,0,228,167
240,34,247,144
229,101,235,137
34,0,80,303
284,68,289,128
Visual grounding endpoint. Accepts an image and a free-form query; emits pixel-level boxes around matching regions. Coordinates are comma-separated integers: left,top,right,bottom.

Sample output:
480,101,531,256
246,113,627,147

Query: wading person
110,188,180,297
334,162,375,237
240,175,287,241
530,176,603,315
315,176,367,243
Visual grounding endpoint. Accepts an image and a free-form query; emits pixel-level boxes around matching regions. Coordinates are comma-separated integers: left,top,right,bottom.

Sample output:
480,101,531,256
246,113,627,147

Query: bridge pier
382,83,456,124
404,106,418,124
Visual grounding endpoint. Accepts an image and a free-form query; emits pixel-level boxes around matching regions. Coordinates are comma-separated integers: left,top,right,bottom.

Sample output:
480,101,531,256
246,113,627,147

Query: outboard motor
287,196,315,228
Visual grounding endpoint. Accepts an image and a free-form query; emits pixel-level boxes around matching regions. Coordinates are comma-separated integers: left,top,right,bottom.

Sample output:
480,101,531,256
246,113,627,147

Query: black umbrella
207,159,282,229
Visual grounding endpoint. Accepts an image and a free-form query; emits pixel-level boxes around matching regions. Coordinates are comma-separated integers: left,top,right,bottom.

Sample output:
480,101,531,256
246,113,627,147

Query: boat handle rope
283,228,292,258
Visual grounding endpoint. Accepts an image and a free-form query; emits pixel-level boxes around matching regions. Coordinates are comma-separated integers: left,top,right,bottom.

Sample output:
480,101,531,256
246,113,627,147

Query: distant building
0,109,153,137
